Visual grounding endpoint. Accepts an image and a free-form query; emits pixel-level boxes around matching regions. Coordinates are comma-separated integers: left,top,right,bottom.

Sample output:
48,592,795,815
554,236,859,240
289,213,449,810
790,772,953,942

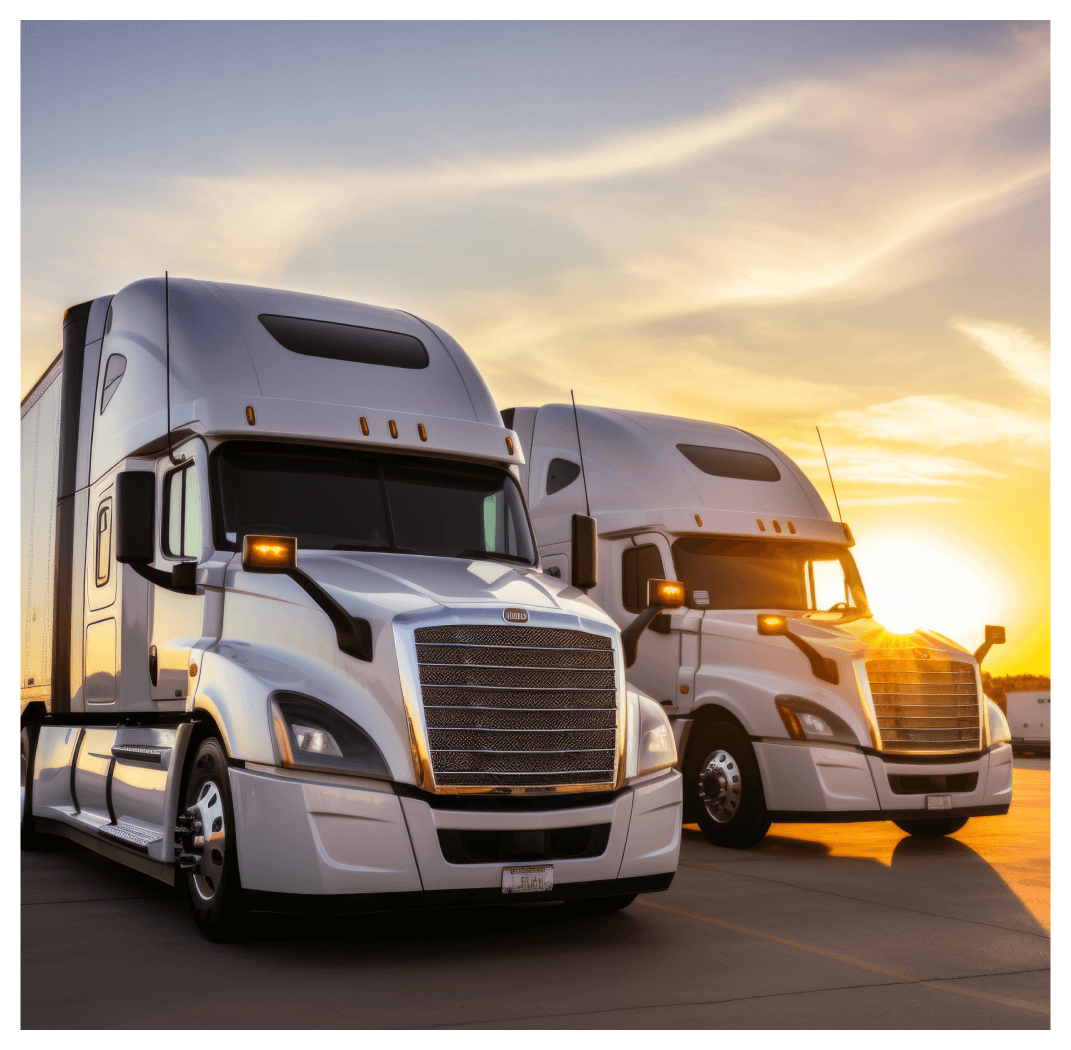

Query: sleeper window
165,464,202,559
94,499,112,587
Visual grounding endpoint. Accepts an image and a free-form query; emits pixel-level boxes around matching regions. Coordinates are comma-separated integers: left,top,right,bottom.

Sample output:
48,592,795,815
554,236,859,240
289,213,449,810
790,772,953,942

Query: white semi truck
20,280,681,939
507,403,1014,848
1005,691,1050,754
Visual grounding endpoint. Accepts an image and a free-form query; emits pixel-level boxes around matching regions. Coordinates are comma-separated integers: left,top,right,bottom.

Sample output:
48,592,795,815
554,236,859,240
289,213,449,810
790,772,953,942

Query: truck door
149,444,207,703
616,534,681,702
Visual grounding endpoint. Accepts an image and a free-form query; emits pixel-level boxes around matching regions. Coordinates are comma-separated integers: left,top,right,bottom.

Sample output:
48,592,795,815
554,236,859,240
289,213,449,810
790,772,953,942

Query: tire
893,817,969,837
686,722,771,849
182,737,247,941
564,893,637,916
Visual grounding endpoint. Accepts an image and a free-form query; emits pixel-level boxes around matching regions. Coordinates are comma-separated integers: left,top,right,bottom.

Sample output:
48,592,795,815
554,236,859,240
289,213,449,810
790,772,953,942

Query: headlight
986,698,1011,746
636,694,677,776
775,695,860,747
269,692,390,777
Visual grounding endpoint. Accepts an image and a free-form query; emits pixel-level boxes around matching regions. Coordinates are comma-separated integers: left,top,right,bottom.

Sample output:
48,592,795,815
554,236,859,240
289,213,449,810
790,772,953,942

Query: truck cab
508,403,1014,848
21,282,682,937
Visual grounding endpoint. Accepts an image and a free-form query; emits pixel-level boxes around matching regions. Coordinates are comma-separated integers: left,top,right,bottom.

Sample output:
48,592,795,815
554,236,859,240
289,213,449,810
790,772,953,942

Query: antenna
816,425,841,522
165,271,180,465
570,389,591,517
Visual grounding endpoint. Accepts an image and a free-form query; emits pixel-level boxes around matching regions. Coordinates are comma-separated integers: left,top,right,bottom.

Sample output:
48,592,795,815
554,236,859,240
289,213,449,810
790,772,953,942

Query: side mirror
755,613,838,685
114,470,155,564
974,624,1006,666
648,579,686,609
571,514,597,590
243,535,298,573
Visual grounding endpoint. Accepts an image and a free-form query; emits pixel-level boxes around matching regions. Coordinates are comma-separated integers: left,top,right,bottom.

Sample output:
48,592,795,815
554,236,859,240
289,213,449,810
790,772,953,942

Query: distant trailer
1006,691,1050,753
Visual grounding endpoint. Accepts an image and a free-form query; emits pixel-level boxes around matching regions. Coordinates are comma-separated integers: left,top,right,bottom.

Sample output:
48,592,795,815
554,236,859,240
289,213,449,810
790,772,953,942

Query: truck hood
233,550,615,630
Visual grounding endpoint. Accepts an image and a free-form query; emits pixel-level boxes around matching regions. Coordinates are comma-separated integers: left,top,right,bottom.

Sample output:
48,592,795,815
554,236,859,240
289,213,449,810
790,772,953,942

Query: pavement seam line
679,860,1051,940
919,975,1050,1014
637,898,918,981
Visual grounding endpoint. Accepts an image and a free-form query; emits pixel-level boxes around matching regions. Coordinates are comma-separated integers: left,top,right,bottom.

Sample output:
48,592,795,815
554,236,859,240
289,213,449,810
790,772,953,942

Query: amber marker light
360,417,369,436
242,534,297,573
649,579,686,608
388,420,398,439
757,613,789,636
505,436,515,455
418,423,428,442
245,406,256,426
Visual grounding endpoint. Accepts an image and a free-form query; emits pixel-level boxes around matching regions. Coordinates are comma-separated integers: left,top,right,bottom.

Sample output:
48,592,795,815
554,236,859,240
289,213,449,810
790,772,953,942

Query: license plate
927,794,953,810
501,864,554,894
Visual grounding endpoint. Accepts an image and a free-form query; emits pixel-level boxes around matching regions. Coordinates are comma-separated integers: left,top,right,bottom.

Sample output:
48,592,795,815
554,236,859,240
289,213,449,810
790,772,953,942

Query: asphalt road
21,759,1049,1029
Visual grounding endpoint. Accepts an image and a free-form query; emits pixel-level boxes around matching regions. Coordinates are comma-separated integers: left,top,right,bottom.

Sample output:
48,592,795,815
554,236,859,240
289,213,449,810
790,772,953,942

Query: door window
164,464,202,559
622,543,666,613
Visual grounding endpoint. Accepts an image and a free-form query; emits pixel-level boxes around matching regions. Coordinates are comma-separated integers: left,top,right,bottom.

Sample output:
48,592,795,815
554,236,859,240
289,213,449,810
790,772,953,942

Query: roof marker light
245,406,256,426
756,519,766,532
418,423,427,442
773,520,782,533
695,514,703,527
388,420,398,439
505,437,515,455
787,521,796,534
360,417,369,436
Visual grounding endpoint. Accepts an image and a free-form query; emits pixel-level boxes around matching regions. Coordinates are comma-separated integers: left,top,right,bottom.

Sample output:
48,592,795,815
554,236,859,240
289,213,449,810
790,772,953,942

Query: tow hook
174,806,204,872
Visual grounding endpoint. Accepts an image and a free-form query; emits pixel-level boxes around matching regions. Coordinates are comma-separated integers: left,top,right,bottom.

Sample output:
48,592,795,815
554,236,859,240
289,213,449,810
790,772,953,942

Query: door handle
149,644,158,687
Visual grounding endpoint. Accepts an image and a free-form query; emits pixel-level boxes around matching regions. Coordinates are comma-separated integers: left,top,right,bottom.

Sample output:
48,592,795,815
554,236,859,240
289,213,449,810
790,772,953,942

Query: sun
850,530,1011,650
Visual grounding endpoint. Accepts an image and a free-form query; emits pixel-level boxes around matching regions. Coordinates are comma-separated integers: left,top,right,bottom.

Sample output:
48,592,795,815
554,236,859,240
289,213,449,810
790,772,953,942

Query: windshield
213,442,536,565
672,537,868,616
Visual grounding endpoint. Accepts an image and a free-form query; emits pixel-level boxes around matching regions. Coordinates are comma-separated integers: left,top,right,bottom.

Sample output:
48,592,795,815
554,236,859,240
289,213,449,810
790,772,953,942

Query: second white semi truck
507,403,1014,848
20,281,682,939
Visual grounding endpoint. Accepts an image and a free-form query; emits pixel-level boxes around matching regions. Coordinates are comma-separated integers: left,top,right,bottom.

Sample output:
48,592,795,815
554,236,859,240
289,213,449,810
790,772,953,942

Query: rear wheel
183,737,247,941
893,817,969,837
687,722,771,849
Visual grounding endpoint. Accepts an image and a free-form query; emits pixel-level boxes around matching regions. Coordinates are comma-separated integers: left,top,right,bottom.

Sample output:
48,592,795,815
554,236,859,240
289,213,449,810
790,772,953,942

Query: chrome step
98,822,164,853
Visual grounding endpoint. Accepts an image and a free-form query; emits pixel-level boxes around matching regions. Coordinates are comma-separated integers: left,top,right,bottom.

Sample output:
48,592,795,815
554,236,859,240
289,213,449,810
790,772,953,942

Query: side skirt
765,804,1010,823
34,817,176,887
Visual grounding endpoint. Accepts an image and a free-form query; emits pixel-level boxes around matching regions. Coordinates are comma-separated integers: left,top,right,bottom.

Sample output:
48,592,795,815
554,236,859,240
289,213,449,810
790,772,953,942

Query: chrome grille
866,651,980,753
414,624,618,788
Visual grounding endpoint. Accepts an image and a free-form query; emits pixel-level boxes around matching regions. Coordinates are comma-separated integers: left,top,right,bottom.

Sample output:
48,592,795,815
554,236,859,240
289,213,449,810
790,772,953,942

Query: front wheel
686,722,771,849
894,817,969,837
182,737,247,941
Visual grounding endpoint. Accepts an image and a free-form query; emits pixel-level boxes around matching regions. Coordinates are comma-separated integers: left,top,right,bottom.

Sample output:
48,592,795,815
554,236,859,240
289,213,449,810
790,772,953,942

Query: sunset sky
20,20,1050,675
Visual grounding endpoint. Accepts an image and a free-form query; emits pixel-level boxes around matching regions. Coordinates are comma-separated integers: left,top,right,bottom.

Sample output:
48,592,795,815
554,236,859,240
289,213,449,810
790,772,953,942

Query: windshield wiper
454,549,533,566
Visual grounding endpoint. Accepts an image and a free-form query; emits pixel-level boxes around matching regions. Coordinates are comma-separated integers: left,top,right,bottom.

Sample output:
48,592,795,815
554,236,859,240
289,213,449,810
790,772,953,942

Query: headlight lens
636,695,677,775
775,695,860,746
986,698,1011,745
269,692,390,777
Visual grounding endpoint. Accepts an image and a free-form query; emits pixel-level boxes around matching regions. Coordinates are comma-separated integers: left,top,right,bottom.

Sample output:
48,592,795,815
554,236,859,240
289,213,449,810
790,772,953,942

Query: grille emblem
502,608,529,623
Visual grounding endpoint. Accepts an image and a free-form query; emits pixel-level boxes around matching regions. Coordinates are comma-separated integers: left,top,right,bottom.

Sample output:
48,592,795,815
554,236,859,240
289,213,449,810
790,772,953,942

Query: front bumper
229,764,681,906
754,740,1013,821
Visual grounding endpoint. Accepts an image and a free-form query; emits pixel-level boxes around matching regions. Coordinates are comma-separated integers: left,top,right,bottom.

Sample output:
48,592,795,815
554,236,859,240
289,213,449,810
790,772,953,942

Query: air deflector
259,314,429,369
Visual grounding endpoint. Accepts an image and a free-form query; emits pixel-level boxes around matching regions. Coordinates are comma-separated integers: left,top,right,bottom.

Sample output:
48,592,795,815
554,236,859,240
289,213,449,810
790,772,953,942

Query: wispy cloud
793,446,1004,487
828,395,1049,450
951,319,1050,392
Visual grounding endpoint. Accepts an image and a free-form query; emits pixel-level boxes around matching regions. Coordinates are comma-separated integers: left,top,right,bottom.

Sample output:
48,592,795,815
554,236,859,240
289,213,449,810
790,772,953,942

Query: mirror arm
783,630,839,685
973,641,994,665
621,605,667,669
284,568,373,662
122,559,197,596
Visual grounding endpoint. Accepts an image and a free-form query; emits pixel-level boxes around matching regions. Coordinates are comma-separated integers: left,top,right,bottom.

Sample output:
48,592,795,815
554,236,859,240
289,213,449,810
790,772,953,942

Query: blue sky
20,20,1050,671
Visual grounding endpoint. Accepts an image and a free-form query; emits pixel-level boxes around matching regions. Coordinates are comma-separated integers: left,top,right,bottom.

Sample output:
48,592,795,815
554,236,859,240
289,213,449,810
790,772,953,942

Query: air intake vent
865,650,980,754
413,624,618,789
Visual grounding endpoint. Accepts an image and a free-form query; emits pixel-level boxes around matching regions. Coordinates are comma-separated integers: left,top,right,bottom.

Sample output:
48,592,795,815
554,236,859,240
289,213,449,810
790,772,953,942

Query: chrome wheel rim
190,780,227,902
698,749,742,823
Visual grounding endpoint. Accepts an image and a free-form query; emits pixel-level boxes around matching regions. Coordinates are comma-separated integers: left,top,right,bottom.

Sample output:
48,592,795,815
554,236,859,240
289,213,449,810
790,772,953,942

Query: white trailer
1005,691,1050,752
508,403,1014,847
20,282,681,939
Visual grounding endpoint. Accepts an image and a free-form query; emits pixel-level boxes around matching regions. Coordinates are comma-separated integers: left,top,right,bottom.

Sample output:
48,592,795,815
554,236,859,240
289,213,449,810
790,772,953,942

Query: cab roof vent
677,444,781,482
259,314,429,370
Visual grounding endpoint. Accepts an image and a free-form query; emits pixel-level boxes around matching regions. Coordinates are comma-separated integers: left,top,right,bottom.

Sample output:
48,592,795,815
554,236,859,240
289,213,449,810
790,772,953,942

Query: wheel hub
189,780,227,901
698,749,742,823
